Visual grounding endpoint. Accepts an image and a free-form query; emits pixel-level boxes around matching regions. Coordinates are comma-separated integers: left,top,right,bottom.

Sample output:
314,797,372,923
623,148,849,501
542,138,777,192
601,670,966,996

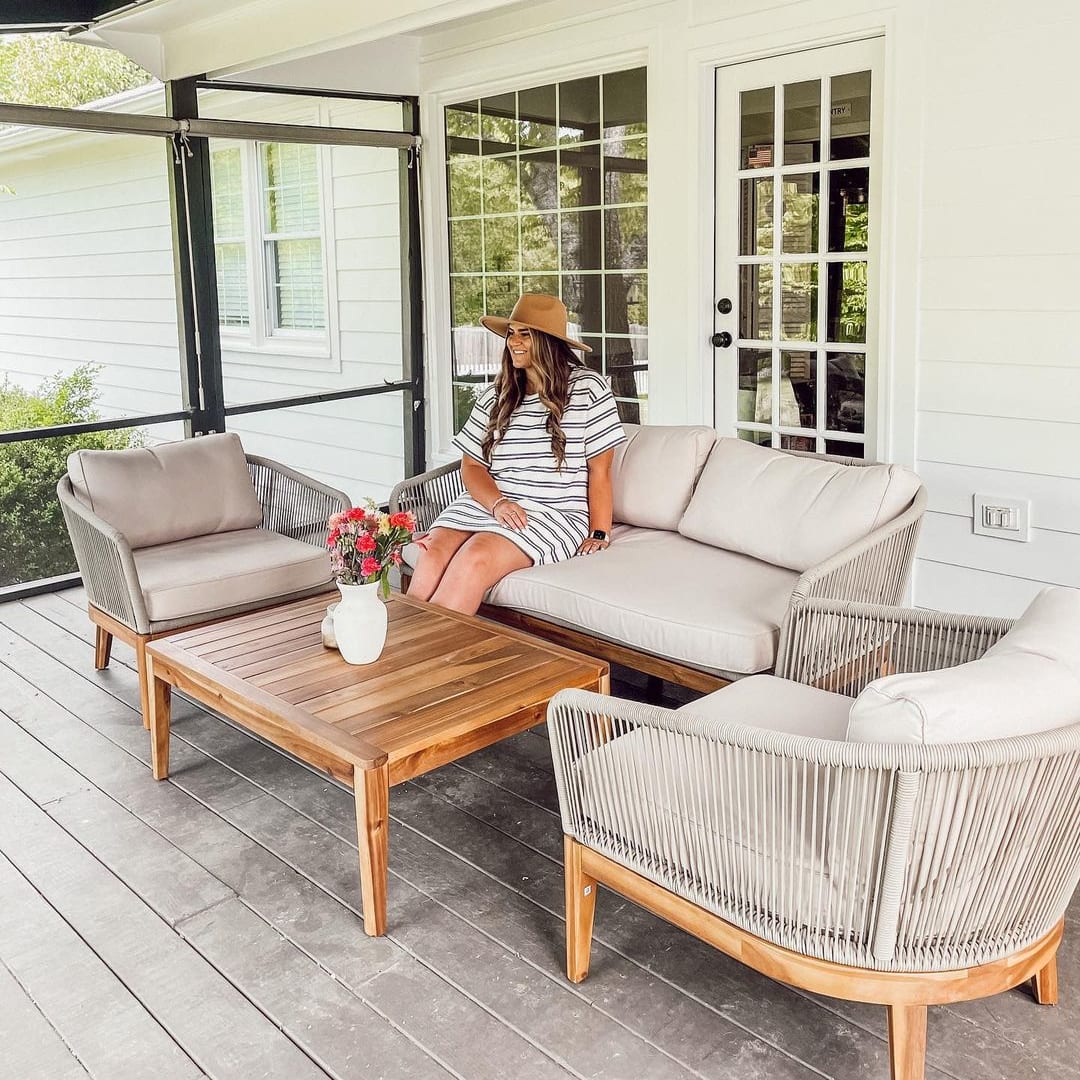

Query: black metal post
165,77,226,436
400,97,426,477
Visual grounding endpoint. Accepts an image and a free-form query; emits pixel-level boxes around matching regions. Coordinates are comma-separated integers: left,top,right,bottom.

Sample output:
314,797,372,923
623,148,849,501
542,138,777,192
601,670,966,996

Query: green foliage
0,366,140,587
0,32,151,109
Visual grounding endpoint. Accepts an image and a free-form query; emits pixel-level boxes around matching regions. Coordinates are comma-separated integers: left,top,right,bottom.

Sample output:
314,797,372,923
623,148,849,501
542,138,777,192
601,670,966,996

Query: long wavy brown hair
480,329,582,469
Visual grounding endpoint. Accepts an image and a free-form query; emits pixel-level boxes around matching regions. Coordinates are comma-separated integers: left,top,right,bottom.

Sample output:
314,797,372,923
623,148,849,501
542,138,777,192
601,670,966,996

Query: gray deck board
0,590,1077,1080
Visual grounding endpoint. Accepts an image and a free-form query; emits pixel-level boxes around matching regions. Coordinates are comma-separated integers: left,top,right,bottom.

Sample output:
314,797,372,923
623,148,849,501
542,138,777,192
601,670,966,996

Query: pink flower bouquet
326,501,416,598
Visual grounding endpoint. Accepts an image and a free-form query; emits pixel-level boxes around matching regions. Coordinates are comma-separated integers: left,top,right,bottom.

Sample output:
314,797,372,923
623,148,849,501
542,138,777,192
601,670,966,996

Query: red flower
389,511,415,530
345,506,367,522
356,533,377,553
361,556,382,577
326,528,341,547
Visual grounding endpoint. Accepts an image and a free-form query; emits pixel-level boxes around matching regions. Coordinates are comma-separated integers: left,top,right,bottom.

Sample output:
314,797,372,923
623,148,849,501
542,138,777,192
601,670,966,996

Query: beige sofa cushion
611,424,716,530
486,526,798,676
847,587,1080,745
68,433,264,549
677,438,922,572
678,674,851,740
134,528,331,623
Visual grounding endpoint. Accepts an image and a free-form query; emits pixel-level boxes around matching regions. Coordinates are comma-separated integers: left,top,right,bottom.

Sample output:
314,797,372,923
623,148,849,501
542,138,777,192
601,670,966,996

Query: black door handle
710,331,733,348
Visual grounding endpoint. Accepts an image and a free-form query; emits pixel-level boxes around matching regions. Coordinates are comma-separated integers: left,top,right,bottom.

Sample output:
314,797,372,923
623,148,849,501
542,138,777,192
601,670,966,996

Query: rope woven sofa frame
388,452,927,693
545,601,1080,1080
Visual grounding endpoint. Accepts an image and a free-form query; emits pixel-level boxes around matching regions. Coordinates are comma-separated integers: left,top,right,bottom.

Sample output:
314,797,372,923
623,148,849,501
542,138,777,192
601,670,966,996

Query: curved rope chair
547,599,1080,1080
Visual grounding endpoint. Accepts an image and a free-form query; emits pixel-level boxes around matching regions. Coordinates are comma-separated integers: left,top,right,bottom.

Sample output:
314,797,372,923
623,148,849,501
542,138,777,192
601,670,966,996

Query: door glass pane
562,274,603,335
781,173,819,253
738,348,772,423
604,137,647,204
826,352,866,433
782,350,816,429
603,68,647,140
482,215,520,273
604,273,646,334
740,87,774,169
449,219,482,273
518,150,558,211
830,71,871,159
780,433,816,452
783,80,820,165
605,206,647,269
561,209,602,270
780,263,818,340
446,102,480,143
828,167,869,252
739,265,773,339
520,213,559,270
740,177,774,255
738,428,772,446
481,157,518,213
825,439,864,459
827,262,867,343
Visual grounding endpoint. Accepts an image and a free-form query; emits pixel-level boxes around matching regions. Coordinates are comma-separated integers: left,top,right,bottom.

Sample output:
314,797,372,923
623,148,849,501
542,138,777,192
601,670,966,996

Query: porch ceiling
7,0,530,81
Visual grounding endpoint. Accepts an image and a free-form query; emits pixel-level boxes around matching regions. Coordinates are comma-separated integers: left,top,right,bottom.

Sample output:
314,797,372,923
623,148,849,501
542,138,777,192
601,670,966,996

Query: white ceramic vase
333,581,388,665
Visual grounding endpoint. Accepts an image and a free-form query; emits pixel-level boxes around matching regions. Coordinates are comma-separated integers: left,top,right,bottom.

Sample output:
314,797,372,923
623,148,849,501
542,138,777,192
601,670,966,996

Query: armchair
58,433,349,726
547,592,1080,1080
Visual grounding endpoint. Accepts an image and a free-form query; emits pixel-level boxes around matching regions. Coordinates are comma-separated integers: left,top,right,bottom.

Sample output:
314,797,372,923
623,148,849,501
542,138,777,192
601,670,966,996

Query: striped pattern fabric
432,368,626,565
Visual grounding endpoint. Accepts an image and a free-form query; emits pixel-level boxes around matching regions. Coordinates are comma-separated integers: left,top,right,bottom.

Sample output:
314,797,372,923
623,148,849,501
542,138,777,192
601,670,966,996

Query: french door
714,39,883,456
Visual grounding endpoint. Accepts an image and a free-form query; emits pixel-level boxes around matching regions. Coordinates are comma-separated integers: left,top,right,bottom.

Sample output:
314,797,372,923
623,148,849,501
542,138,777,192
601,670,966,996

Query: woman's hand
576,536,610,556
492,498,528,531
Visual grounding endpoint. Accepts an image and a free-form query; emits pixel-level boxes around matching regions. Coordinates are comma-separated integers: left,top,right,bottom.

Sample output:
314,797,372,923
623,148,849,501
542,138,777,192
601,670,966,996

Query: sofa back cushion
677,438,922,571
68,432,264,549
847,586,1080,744
612,424,716,530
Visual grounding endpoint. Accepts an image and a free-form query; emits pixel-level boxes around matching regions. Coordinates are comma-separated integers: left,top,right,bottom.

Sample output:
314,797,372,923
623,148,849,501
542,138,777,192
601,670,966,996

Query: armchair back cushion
612,424,716,530
67,432,264,549
677,438,922,572
847,587,1080,745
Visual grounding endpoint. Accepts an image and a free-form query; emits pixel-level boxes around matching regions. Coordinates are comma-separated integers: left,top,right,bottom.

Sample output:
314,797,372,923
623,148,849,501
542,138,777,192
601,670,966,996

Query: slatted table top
147,592,607,784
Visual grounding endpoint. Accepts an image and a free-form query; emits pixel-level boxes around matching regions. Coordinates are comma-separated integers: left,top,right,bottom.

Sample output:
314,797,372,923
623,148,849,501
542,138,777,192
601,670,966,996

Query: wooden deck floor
0,588,1076,1080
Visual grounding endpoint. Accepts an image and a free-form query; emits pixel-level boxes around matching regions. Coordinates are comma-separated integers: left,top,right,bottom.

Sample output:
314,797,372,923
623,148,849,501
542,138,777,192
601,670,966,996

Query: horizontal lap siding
0,106,406,506
913,0,1080,616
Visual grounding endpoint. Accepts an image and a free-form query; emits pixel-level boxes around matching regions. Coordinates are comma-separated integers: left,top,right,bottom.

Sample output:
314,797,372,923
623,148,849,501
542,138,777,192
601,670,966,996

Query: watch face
591,530,608,541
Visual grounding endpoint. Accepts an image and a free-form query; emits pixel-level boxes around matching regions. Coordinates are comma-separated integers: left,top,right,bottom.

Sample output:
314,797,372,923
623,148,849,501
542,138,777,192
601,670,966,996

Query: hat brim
480,315,592,354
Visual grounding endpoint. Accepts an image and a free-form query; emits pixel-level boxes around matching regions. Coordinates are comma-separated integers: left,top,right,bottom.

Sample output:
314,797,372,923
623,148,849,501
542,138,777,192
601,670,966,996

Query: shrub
0,365,140,587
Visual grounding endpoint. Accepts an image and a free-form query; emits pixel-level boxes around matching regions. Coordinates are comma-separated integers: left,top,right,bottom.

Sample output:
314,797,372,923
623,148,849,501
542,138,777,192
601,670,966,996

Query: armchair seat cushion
485,527,799,676
677,675,851,740
134,528,332,624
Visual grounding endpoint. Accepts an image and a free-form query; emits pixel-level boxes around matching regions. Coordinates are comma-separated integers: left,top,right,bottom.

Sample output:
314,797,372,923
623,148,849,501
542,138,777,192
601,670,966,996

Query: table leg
147,655,172,780
355,762,390,936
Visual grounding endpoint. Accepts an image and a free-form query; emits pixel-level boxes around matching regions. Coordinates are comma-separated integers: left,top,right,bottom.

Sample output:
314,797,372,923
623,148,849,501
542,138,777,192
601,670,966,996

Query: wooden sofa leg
887,1004,927,1080
1032,955,1059,1006
94,626,113,670
135,637,152,730
565,836,598,983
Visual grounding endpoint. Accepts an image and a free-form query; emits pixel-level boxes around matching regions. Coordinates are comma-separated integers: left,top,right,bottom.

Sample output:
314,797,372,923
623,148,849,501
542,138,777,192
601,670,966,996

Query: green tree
0,365,140,586
0,32,151,108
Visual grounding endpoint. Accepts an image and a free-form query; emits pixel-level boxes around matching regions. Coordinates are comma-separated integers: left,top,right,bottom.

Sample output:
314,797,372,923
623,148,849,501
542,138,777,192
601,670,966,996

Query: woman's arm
461,455,527,531
577,448,616,555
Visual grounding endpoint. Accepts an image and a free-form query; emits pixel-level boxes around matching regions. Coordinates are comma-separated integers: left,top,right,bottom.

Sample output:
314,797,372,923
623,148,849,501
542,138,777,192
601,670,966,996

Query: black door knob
710,331,733,348
716,298,733,314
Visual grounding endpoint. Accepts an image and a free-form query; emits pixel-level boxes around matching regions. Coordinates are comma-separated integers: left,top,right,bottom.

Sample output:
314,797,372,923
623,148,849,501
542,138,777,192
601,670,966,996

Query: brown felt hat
480,293,591,354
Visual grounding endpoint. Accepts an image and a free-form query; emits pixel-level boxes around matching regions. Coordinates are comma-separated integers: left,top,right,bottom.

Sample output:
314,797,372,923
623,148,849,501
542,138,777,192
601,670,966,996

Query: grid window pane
446,67,647,432
210,146,249,328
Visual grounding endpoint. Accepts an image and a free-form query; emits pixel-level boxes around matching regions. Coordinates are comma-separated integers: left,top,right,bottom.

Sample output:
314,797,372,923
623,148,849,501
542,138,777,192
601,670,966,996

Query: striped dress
432,368,626,565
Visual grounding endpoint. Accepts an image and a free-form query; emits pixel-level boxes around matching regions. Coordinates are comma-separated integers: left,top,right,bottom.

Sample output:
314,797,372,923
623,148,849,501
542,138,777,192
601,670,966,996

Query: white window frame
210,111,341,371
424,50,651,463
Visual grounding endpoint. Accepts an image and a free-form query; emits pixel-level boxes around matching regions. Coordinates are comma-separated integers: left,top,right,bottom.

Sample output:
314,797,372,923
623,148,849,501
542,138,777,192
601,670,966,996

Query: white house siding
407,0,1080,617
0,96,407,505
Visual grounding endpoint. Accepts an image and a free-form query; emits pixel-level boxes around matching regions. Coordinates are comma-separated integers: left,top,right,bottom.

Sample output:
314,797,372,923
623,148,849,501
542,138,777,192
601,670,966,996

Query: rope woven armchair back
547,589,1080,1080
57,433,348,727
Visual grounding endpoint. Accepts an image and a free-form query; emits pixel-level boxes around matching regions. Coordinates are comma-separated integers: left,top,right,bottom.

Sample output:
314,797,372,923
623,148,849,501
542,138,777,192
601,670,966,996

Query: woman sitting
409,293,626,615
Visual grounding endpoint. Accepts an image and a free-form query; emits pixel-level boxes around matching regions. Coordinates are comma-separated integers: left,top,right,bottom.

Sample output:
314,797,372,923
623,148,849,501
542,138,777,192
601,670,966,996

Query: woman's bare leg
430,533,532,615
407,528,472,601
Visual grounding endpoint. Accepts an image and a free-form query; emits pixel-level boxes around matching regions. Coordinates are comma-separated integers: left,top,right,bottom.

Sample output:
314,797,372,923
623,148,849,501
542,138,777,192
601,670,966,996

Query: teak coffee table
143,593,608,935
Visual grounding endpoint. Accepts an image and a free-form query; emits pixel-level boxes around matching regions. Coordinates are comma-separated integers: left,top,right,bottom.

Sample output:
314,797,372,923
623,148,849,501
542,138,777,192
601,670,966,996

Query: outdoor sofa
58,432,348,725
391,426,927,690
548,587,1080,1080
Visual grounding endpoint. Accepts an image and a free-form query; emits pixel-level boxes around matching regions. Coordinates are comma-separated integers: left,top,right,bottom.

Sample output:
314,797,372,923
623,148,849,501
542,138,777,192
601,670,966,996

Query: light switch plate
973,494,1031,542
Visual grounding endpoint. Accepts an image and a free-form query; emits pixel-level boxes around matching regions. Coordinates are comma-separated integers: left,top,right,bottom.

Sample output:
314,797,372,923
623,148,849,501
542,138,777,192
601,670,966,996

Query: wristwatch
590,529,609,542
